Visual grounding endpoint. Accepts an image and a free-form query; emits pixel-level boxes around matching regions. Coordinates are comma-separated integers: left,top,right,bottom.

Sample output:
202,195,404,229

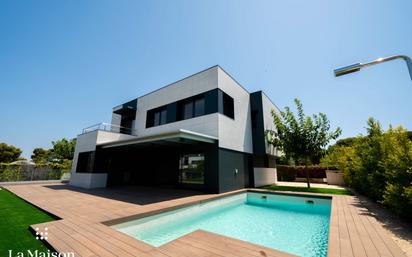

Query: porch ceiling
98,129,218,149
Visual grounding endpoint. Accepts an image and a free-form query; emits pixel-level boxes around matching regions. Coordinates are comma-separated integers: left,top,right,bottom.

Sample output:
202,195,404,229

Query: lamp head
334,63,362,77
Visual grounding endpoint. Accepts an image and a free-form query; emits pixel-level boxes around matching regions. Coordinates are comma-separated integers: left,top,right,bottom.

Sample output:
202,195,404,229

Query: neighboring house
70,65,280,193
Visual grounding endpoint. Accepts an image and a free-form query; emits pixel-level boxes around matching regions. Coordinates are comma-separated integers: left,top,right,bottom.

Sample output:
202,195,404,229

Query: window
159,109,167,125
179,154,205,185
145,90,215,127
153,108,167,126
218,90,235,119
183,101,193,119
146,106,167,127
222,93,234,119
154,112,160,126
179,96,205,121
194,98,205,117
76,151,95,173
120,115,134,135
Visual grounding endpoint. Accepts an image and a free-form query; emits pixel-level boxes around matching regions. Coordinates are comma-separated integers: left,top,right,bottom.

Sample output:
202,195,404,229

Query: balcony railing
81,123,137,136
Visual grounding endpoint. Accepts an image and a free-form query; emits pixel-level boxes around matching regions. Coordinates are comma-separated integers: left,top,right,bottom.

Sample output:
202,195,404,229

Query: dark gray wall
250,91,266,155
218,148,252,193
99,142,221,193
204,145,219,193
250,91,277,171
95,142,253,193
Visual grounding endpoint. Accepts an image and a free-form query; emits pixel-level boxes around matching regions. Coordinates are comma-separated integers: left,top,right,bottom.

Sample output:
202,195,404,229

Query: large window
146,106,167,128
76,151,95,173
179,154,205,185
179,96,205,120
221,92,234,119
182,101,193,119
194,97,205,117
145,89,234,128
154,108,167,126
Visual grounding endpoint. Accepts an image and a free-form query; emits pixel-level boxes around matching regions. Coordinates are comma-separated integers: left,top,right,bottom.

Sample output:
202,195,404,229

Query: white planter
253,167,277,187
326,170,345,186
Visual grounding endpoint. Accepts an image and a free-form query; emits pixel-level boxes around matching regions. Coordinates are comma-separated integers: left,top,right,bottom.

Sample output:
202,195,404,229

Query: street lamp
334,55,412,80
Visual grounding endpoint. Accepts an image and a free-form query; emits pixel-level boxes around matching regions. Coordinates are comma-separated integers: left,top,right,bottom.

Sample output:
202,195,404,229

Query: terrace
1,182,407,257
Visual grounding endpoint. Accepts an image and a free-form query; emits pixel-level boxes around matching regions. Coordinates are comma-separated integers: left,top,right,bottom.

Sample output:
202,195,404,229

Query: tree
335,137,358,147
266,98,341,188
0,143,22,163
51,138,76,160
31,148,53,164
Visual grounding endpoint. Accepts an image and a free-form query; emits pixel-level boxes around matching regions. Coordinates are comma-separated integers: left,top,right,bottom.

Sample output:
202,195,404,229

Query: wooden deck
2,183,407,257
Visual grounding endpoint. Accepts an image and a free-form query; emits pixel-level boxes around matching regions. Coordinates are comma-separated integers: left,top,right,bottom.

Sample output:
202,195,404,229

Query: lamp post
334,55,412,80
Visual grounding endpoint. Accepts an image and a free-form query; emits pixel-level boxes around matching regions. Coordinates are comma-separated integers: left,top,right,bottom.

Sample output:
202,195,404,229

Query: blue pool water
113,192,331,257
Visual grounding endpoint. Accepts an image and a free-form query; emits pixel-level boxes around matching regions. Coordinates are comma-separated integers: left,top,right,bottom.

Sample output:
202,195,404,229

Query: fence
0,165,67,182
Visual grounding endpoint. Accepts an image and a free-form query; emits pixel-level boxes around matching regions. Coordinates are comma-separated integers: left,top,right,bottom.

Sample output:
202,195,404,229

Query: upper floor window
146,106,167,128
218,90,234,119
145,88,233,128
194,97,205,117
154,108,167,126
179,96,205,120
182,101,193,120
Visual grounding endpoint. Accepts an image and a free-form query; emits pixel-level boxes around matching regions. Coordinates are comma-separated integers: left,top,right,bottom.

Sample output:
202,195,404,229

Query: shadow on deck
44,184,205,205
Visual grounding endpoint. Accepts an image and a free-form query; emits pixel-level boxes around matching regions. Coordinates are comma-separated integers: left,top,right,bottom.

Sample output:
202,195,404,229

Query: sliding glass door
179,153,205,186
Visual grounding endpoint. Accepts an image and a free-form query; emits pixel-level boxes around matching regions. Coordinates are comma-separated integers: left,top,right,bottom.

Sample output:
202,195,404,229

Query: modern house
70,66,280,193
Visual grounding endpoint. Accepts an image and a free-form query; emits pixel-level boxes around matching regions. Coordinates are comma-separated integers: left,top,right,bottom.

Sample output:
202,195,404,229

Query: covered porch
94,129,220,192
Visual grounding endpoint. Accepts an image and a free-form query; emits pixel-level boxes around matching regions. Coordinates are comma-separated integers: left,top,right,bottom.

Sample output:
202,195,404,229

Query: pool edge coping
103,188,333,226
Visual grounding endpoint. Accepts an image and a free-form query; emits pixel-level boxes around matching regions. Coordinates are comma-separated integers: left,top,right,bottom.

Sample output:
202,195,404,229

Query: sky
0,0,411,158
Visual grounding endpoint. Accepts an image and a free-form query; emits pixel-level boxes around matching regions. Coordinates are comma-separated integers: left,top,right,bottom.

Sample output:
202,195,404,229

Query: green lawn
0,188,55,256
261,185,353,195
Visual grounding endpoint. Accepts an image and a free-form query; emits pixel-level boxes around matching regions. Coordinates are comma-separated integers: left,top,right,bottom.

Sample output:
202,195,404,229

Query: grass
0,188,55,256
261,185,353,195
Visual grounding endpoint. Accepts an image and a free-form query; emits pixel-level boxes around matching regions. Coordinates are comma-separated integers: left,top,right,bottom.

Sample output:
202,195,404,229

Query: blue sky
0,0,411,158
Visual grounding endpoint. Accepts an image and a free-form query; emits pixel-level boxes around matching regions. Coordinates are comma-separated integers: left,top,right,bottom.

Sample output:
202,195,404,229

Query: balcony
81,123,137,136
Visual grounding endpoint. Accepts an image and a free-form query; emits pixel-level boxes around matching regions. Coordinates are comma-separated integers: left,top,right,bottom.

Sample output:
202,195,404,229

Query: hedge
0,164,66,182
277,165,328,181
321,119,412,220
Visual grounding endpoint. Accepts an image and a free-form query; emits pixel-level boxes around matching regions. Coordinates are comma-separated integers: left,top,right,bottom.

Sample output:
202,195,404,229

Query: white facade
70,65,279,189
217,68,253,153
261,92,280,155
110,66,253,153
70,130,135,188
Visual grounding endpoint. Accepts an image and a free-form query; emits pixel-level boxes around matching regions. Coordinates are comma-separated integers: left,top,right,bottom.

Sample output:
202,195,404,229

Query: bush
295,166,327,178
0,165,23,182
277,165,297,181
277,165,328,181
321,118,412,220
0,161,71,182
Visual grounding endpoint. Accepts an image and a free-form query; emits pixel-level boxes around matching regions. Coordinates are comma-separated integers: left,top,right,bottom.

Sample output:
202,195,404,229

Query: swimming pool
112,192,331,257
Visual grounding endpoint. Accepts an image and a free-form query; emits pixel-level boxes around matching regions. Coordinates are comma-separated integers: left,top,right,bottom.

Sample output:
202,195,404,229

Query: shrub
277,165,328,181
295,166,327,178
321,118,412,220
0,160,71,182
47,169,64,180
277,165,297,181
0,165,22,182
48,159,72,172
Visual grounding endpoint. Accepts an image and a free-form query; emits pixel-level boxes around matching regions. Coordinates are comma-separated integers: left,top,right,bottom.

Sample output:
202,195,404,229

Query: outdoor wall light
334,55,412,80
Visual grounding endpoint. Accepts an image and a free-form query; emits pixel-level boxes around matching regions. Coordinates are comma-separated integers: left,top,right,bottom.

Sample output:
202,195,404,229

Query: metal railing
81,123,137,136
